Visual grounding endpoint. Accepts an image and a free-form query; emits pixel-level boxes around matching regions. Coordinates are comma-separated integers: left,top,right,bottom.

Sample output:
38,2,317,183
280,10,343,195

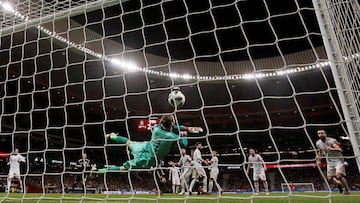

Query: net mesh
0,0,359,202
281,182,315,192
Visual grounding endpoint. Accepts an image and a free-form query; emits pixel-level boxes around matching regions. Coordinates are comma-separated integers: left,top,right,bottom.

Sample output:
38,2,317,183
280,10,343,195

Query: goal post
312,0,360,172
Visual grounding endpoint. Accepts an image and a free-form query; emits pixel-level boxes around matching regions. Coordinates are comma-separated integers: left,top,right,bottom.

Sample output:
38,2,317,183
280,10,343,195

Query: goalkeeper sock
108,166,122,170
110,135,129,144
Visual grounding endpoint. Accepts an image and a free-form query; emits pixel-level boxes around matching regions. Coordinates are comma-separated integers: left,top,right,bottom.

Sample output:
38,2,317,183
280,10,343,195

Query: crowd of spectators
1,162,359,193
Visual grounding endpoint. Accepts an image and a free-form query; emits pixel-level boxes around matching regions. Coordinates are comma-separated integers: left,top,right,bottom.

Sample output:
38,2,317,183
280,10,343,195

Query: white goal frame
313,0,360,172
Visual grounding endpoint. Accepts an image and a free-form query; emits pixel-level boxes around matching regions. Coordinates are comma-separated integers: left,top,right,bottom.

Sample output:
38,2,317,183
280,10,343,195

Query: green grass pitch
0,192,359,203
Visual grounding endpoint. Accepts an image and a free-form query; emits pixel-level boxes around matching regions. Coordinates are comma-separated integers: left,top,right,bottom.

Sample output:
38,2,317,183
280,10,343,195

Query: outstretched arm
260,159,267,171
327,140,343,152
106,133,130,144
20,156,26,163
246,163,252,175
168,169,171,181
173,125,204,134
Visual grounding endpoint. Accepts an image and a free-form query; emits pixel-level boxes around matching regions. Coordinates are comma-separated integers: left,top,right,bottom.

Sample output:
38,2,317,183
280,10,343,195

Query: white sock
215,180,222,192
254,182,259,193
7,180,11,191
208,180,213,193
264,181,269,192
202,176,207,192
189,179,197,192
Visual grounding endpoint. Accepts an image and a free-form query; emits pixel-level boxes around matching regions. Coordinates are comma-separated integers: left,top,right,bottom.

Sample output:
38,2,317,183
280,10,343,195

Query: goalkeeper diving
99,114,203,172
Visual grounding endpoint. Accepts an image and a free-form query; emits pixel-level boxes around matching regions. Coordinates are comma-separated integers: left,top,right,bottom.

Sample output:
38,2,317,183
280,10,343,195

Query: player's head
14,148,19,154
82,153,87,159
211,151,217,156
317,129,327,140
249,148,256,156
195,142,202,149
181,148,187,155
160,114,175,130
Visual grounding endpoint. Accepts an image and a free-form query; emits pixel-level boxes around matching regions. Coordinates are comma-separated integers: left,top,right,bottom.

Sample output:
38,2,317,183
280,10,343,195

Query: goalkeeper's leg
106,133,129,144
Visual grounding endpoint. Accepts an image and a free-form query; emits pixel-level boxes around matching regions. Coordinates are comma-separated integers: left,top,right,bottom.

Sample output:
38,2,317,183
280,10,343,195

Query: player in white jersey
189,142,207,194
316,129,350,194
169,148,192,195
207,151,223,195
247,148,269,195
7,149,26,193
168,165,181,193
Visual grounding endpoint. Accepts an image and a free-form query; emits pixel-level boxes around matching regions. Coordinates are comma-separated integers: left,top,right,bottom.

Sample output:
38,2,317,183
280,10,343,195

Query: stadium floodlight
1,1,14,12
180,74,193,79
0,0,335,81
0,0,342,83
110,58,139,71
3,0,360,202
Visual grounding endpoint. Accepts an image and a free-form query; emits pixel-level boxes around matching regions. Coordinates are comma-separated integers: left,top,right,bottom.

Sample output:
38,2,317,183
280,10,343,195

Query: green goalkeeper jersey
151,125,188,161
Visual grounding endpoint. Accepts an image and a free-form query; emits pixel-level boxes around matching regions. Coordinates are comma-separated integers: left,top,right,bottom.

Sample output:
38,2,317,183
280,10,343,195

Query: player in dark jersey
72,153,96,192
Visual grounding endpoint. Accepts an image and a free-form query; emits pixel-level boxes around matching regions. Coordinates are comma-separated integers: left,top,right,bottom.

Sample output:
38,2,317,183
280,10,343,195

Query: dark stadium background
0,0,357,192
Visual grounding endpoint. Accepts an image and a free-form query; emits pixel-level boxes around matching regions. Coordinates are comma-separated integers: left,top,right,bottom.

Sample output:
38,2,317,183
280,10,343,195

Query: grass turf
0,192,359,203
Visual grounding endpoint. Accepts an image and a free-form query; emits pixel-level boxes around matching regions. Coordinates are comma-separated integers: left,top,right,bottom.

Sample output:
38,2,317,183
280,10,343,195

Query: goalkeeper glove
187,127,203,133
105,132,118,139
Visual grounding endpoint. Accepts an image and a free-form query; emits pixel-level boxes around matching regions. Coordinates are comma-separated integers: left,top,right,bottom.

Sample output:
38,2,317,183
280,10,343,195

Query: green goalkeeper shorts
123,142,156,170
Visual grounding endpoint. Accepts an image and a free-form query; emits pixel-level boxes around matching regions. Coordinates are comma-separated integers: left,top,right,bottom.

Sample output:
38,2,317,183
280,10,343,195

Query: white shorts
8,169,21,178
172,178,180,185
327,162,345,177
192,166,207,178
253,170,266,181
210,168,219,180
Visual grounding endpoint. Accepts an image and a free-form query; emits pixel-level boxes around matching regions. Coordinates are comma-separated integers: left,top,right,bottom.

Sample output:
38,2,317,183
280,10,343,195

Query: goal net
0,0,359,202
281,183,315,192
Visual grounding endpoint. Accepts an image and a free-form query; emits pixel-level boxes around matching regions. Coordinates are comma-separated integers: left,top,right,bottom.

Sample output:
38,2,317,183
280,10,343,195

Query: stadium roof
70,0,323,61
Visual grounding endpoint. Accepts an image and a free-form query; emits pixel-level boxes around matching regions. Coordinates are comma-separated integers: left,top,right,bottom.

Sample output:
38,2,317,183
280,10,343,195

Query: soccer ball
168,88,185,108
